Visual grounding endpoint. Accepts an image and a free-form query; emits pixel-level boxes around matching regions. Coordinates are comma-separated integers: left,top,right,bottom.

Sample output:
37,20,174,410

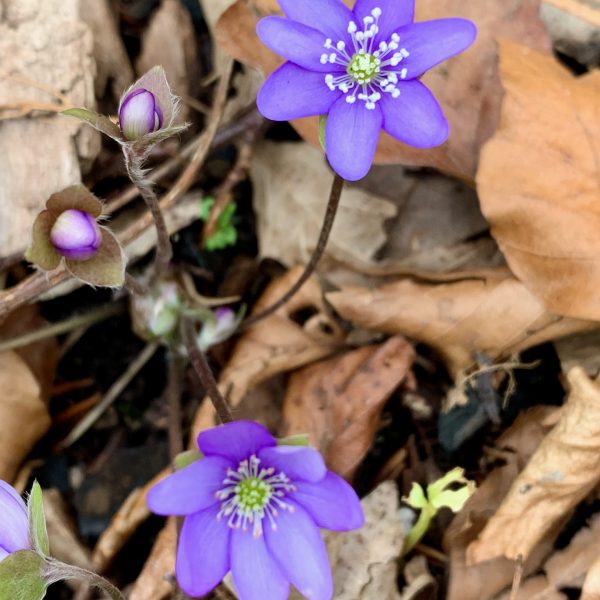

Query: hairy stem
243,173,344,327
123,147,173,280
44,559,125,600
181,317,233,423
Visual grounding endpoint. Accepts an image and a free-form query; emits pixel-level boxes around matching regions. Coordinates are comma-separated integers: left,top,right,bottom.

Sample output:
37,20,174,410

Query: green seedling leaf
0,551,47,600
404,483,428,510
318,115,327,150
28,482,49,556
277,434,310,447
174,449,204,471
198,197,215,221
62,108,122,141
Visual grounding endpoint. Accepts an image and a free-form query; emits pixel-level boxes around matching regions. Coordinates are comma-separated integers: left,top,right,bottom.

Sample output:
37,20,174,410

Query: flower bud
197,307,242,351
0,480,30,562
118,88,164,141
50,209,102,261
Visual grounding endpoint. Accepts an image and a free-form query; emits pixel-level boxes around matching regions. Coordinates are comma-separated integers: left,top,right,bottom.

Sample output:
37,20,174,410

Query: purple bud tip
50,209,102,261
118,88,163,141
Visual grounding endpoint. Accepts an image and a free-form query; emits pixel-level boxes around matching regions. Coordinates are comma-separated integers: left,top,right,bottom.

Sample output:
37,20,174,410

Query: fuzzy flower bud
0,480,30,562
197,307,242,351
118,88,164,141
50,209,102,261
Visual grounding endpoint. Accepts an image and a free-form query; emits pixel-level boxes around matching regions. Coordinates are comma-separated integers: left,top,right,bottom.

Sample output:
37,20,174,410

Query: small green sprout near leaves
277,433,311,447
174,449,204,471
402,467,475,555
198,196,238,251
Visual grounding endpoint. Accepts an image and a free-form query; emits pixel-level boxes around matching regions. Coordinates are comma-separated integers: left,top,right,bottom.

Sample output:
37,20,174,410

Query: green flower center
236,476,273,511
347,52,380,84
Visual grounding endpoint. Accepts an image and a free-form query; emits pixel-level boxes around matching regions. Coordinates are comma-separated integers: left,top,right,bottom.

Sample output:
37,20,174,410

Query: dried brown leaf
216,0,551,179
327,272,594,377
469,368,600,563
477,41,600,321
444,406,559,600
219,267,345,407
582,554,600,600
282,336,414,477
251,141,397,266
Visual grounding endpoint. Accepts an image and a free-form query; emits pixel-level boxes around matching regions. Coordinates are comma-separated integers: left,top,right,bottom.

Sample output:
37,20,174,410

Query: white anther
346,96,356,104
320,54,328,64
329,53,337,63
371,7,382,17
391,33,400,42
363,16,374,25
337,41,346,51
348,21,357,33
400,68,408,79
324,38,332,49
392,88,401,98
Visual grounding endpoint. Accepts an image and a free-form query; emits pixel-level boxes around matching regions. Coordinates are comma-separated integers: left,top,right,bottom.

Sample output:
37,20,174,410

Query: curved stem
243,174,344,328
181,317,233,423
43,559,125,600
123,147,173,280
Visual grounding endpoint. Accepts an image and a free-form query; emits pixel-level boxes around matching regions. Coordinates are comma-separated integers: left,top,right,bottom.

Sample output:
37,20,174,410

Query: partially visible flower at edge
25,185,126,288
197,307,243,351
147,420,364,600
256,0,477,181
0,480,30,562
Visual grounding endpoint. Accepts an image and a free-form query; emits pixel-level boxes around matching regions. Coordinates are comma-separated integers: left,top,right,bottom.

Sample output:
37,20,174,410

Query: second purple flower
256,0,477,181
148,420,364,600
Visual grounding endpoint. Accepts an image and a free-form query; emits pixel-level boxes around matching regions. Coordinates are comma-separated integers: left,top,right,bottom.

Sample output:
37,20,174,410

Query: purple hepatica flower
0,480,30,562
148,420,364,600
119,88,164,141
50,209,102,261
256,0,477,181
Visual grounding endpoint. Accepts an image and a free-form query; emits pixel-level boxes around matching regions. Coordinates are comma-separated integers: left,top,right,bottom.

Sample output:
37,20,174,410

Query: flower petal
257,62,340,121
0,547,8,561
294,472,364,531
147,456,230,516
0,481,29,553
258,446,326,483
197,420,276,464
353,0,415,40
278,0,352,40
231,528,289,600
265,502,333,600
176,505,230,597
325,98,382,181
380,80,449,148
394,19,477,80
257,17,341,73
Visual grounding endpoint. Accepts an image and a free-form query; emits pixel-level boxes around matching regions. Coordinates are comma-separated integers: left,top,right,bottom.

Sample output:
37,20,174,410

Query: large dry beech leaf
477,41,600,321
0,306,57,481
444,406,560,600
289,481,405,600
326,271,595,377
468,367,600,564
282,336,414,477
251,141,397,266
215,0,551,179
496,514,600,600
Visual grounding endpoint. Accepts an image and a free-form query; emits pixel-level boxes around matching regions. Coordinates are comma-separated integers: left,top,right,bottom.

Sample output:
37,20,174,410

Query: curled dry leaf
282,336,414,477
0,306,57,481
327,272,595,377
495,514,600,600
582,554,600,600
218,266,345,407
444,406,560,600
251,141,397,266
477,41,600,321
215,0,551,179
468,368,600,564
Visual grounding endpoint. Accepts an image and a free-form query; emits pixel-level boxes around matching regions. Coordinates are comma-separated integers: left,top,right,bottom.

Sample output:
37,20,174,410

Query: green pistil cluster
347,52,380,84
237,477,273,511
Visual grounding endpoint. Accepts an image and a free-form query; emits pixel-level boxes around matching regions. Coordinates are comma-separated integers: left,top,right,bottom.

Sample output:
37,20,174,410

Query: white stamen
321,8,410,110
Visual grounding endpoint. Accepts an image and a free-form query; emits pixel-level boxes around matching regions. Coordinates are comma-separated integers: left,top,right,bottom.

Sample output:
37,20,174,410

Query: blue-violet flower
147,420,364,600
256,0,477,180
119,88,164,141
50,209,102,261
0,480,30,562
